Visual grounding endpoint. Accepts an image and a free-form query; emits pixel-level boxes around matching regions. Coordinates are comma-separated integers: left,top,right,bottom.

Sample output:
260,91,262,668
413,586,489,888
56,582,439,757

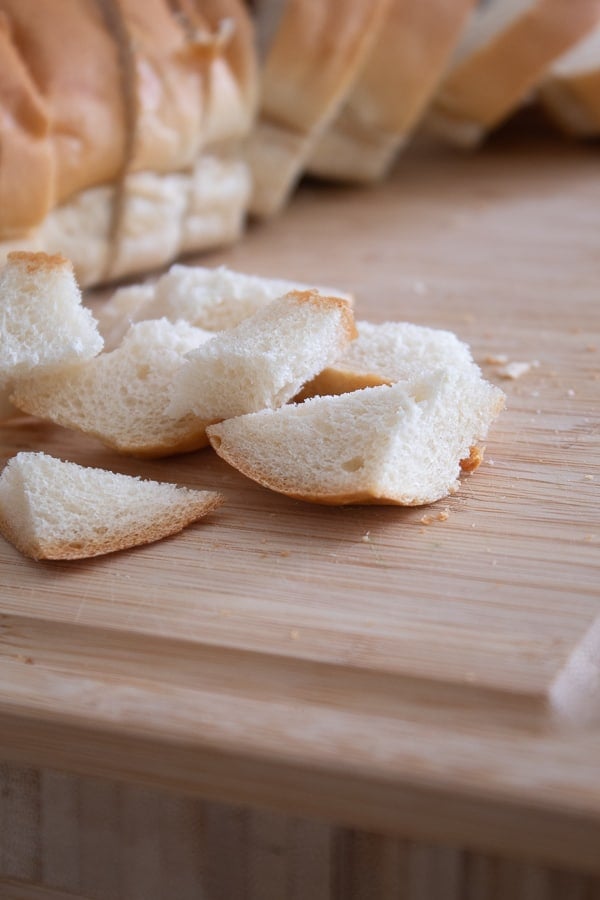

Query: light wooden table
1,124,599,899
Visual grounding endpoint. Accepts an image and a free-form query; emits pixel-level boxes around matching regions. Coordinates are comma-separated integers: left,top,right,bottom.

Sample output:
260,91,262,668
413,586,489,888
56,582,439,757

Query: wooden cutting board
1,125,599,874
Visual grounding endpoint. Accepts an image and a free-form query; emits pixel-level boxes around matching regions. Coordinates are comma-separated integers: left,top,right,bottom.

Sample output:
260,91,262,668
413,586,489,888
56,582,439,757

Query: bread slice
168,290,357,422
540,23,600,136
0,451,223,560
425,0,600,147
299,320,476,399
12,319,212,459
246,0,392,216
0,252,103,381
207,370,505,505
308,0,475,183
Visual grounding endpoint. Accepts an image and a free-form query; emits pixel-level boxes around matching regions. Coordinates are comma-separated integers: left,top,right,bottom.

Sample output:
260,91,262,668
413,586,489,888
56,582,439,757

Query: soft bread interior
0,451,222,559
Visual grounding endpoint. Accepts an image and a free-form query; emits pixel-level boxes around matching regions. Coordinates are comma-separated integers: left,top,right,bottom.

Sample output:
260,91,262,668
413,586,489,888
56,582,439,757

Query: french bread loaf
0,0,258,286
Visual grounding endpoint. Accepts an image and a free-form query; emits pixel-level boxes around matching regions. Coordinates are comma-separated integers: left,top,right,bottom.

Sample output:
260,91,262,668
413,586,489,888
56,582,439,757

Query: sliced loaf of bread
0,451,222,560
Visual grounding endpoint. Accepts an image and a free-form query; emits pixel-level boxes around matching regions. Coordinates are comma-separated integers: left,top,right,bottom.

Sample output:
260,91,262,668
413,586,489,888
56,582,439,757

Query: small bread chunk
0,452,223,560
0,252,103,380
12,320,212,459
300,320,476,398
168,290,357,422
207,371,505,506
97,265,353,351
133,264,355,332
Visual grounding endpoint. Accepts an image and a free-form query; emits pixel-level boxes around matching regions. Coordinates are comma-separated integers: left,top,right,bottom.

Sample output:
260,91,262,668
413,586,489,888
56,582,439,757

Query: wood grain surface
1,124,599,872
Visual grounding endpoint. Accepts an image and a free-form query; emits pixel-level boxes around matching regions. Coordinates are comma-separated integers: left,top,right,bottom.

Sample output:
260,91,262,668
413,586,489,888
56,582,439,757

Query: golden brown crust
207,428,439,506
296,369,391,402
0,490,223,560
310,0,476,181
0,0,128,205
248,0,392,215
6,250,71,273
541,67,600,135
459,445,484,473
0,13,53,237
430,0,600,140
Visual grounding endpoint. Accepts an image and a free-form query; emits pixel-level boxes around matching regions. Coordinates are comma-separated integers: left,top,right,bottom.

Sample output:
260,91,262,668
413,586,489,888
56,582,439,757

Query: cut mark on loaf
0,451,223,560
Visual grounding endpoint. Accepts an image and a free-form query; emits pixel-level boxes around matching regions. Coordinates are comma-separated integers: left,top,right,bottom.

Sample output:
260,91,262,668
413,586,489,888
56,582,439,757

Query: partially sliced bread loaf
426,0,600,147
207,370,505,505
540,23,600,136
299,320,476,399
0,451,222,560
12,319,212,459
168,290,357,421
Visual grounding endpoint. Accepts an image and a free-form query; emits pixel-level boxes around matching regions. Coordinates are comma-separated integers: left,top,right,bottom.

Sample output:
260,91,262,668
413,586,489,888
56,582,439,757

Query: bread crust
0,13,53,236
428,0,600,145
309,0,476,182
0,0,128,205
247,0,393,215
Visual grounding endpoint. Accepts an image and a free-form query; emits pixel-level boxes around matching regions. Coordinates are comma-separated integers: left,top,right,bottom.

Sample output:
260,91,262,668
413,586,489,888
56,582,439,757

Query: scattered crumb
484,353,508,365
16,655,33,664
496,360,538,380
419,508,449,525
290,629,300,640
584,535,597,543
412,280,427,295
360,531,371,543
280,550,290,557
460,446,484,473
566,389,575,398
584,474,594,481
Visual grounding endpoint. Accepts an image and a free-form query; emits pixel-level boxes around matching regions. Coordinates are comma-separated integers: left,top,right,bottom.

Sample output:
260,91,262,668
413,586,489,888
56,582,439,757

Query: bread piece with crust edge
207,373,505,506
0,451,223,560
168,289,357,422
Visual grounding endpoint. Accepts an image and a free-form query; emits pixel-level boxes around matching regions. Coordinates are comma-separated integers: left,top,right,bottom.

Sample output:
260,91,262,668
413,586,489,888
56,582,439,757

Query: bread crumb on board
496,360,539,380
419,508,450,526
